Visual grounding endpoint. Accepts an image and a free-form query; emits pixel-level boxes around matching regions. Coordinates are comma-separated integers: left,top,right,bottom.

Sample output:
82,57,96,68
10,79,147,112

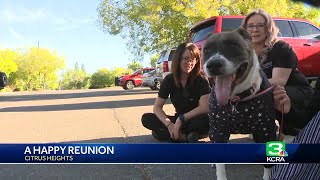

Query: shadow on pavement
0,97,173,112
0,88,158,102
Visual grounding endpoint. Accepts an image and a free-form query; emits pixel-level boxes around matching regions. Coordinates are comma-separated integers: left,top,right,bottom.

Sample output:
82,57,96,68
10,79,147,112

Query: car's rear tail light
163,61,169,72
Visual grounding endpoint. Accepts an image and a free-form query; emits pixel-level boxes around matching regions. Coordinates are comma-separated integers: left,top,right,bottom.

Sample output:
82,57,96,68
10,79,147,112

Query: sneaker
187,132,199,143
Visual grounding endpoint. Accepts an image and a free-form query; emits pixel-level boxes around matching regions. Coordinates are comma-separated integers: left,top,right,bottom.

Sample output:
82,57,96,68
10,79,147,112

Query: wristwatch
179,114,185,123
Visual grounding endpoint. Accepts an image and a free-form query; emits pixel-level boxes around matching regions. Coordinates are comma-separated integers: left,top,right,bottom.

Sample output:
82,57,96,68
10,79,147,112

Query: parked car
142,70,161,90
187,16,320,80
116,67,155,90
0,71,7,90
155,48,176,82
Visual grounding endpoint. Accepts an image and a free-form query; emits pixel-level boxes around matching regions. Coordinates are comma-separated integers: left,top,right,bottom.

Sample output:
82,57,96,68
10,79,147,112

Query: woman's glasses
182,57,197,63
245,23,266,31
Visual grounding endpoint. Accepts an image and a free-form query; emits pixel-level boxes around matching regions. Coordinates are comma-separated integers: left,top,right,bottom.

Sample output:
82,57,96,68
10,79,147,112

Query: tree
35,48,65,90
127,61,142,71
9,47,65,91
111,67,133,77
75,62,80,71
9,48,41,90
150,53,159,67
98,0,320,59
60,63,89,90
81,64,86,73
0,49,18,78
90,68,113,88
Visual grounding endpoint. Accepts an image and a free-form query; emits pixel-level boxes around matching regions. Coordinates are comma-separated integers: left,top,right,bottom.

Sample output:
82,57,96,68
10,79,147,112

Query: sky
0,0,152,74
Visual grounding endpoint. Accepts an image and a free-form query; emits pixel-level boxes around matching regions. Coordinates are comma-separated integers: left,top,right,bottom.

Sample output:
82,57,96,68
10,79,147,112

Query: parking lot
0,87,263,179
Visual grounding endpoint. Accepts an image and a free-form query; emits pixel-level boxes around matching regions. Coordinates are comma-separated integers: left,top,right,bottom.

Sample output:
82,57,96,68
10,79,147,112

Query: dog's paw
217,177,228,180
263,167,271,180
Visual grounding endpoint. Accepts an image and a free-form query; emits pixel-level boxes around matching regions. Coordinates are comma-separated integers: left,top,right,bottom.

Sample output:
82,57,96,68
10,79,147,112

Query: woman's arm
269,67,292,87
172,94,209,140
181,94,210,122
268,41,296,87
153,97,172,127
273,85,291,113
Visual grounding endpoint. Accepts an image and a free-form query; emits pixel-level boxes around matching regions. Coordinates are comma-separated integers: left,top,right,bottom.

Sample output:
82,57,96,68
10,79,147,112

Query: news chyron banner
0,143,319,163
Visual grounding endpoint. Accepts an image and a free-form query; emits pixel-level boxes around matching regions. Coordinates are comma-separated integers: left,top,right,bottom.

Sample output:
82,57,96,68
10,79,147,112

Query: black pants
278,84,314,135
141,113,209,141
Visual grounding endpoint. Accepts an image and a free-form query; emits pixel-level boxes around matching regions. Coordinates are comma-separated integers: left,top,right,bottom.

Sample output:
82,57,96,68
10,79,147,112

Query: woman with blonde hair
242,9,314,136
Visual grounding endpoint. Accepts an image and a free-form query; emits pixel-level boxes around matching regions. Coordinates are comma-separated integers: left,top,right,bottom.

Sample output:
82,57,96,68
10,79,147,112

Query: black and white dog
202,27,277,180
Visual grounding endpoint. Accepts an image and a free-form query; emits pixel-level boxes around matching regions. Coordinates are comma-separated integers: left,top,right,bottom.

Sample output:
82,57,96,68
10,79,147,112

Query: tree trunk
43,74,47,90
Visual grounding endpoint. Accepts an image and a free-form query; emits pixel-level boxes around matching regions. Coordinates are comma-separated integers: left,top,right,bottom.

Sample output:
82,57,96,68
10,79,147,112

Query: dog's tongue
215,75,233,105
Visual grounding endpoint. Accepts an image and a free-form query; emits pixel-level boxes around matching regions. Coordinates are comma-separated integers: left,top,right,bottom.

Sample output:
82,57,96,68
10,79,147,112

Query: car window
156,51,166,64
144,69,154,74
168,50,176,61
292,21,320,36
191,20,216,43
133,69,140,74
222,18,243,32
149,70,156,75
275,20,294,37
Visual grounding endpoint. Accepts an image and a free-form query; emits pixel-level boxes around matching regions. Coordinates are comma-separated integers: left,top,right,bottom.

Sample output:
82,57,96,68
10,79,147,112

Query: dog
202,27,277,180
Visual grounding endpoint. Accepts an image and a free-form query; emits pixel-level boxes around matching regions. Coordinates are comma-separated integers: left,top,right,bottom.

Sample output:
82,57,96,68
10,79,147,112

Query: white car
142,70,161,90
155,48,176,80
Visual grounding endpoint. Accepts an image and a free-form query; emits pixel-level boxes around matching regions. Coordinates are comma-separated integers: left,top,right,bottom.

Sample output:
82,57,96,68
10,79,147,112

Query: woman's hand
167,123,174,136
171,118,183,140
273,85,291,113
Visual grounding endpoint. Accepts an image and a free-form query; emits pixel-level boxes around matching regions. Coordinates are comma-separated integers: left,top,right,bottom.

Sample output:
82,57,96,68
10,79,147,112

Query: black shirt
261,40,310,87
158,73,210,115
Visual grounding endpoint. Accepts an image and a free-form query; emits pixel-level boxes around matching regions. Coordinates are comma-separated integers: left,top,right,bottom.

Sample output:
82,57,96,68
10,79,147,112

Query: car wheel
155,80,161,90
125,81,134,90
0,72,7,87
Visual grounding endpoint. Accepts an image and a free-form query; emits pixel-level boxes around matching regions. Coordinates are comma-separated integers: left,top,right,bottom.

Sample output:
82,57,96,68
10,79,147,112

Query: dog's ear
235,27,252,41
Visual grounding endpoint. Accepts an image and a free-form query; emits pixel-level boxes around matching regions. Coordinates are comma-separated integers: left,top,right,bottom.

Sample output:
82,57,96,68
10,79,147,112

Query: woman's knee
141,113,160,130
141,113,154,126
185,114,210,135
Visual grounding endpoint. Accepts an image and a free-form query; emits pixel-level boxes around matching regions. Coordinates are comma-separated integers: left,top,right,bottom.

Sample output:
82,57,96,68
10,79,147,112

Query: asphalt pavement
0,87,264,180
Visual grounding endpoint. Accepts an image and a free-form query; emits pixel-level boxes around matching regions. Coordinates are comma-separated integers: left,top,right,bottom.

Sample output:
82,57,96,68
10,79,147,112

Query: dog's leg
263,167,271,180
210,132,230,180
253,131,276,180
216,164,227,180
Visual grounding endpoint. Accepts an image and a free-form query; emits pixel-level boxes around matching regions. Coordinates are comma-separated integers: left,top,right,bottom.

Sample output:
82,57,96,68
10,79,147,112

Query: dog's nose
206,60,225,75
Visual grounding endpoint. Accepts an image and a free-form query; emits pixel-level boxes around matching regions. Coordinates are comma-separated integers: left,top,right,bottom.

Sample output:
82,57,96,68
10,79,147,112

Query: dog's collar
233,86,255,101
230,85,276,102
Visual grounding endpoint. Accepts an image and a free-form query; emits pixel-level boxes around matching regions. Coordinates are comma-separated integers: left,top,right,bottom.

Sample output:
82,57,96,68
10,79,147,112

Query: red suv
116,67,155,90
188,16,320,79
